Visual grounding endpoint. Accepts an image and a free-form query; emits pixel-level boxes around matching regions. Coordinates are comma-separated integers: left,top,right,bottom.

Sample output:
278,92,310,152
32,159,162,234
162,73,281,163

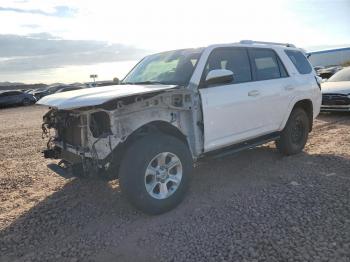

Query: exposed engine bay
41,88,203,178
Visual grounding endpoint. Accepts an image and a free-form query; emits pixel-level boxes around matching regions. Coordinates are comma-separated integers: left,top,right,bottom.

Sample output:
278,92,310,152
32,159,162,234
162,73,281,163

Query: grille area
322,93,350,106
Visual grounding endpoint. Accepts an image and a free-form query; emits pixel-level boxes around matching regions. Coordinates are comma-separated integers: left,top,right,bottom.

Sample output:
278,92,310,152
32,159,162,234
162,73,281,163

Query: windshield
122,48,203,85
328,67,350,82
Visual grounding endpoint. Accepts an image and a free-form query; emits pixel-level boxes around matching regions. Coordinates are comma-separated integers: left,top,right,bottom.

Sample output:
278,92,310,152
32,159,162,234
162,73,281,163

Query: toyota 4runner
38,40,322,214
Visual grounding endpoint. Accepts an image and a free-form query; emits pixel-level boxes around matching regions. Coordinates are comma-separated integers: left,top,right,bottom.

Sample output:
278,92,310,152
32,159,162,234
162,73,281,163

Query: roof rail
239,40,296,48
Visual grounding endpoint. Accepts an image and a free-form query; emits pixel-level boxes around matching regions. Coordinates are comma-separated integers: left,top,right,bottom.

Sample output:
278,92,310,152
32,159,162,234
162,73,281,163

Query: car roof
206,42,299,52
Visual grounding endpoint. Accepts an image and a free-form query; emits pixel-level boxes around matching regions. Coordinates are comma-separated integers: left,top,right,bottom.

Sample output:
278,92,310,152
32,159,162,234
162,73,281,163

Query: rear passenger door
247,48,293,132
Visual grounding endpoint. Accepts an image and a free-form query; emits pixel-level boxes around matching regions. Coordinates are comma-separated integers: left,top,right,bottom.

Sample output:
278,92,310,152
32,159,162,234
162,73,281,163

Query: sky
0,0,349,84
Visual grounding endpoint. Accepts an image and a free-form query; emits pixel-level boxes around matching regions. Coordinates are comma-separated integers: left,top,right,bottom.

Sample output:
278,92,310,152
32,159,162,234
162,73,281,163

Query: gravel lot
0,105,349,262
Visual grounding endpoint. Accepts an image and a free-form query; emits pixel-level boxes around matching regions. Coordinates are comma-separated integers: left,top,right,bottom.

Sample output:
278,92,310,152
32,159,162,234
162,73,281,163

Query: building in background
308,47,350,67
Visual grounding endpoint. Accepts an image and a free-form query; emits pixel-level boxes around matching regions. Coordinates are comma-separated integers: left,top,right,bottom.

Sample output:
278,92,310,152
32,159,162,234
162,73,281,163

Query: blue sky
0,0,349,83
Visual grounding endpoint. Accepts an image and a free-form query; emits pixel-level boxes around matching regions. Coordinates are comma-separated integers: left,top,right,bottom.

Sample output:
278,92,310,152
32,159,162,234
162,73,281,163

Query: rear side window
285,50,312,74
205,48,252,83
248,49,287,81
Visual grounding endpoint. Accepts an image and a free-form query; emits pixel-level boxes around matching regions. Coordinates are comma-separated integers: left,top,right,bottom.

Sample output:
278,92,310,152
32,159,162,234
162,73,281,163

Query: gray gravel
0,106,349,262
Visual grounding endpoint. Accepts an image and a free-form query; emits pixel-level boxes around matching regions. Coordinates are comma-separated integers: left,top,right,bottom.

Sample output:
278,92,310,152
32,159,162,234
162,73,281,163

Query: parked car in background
31,85,85,100
317,65,342,79
29,87,51,99
0,90,36,107
54,86,84,93
321,67,350,111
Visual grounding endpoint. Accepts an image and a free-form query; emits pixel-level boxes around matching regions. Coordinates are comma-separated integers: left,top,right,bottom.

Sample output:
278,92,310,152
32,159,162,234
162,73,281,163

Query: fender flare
279,96,313,131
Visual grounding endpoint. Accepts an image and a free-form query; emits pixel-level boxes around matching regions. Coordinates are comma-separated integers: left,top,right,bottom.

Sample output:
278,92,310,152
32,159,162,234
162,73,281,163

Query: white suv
38,40,322,214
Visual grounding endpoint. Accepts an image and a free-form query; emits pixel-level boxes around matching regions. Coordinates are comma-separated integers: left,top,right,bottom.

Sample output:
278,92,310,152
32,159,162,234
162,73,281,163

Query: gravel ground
0,105,349,262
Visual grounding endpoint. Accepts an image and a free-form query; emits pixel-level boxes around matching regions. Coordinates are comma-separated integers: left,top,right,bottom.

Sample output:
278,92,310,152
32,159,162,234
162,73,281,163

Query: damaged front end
42,109,101,177
40,86,202,179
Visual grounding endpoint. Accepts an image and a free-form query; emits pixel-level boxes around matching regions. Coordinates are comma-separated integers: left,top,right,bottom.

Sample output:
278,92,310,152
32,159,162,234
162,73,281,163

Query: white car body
194,44,321,151
38,41,321,174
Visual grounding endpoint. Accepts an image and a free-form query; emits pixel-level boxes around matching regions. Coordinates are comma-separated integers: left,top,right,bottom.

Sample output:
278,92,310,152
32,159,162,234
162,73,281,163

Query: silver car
321,67,350,111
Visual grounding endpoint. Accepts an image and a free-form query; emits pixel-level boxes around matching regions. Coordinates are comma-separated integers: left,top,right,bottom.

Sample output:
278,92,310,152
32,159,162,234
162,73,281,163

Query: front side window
285,50,312,74
249,49,284,80
204,48,252,83
122,48,203,86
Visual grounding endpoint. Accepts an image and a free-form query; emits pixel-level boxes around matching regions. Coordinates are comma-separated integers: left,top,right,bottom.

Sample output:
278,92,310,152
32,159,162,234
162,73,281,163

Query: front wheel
276,107,310,155
119,134,193,215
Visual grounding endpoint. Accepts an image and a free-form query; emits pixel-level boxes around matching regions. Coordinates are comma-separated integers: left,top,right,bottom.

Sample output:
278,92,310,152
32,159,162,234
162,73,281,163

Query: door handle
248,90,260,97
284,85,295,91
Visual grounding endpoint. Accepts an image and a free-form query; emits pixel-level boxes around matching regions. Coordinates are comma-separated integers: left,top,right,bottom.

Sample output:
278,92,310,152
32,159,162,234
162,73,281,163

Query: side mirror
205,69,234,86
113,77,120,84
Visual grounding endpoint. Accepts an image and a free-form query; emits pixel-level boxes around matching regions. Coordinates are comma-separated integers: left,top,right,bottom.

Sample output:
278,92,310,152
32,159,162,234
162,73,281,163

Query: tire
276,107,310,155
22,98,31,106
119,133,193,215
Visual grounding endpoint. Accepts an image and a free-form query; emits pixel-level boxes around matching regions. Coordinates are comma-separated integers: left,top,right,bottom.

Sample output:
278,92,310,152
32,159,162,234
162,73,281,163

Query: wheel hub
144,152,183,200
156,167,168,181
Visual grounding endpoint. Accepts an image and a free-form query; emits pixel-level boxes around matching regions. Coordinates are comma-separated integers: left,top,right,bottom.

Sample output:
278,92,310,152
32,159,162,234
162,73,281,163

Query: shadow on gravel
318,112,350,126
1,146,350,261
0,178,146,261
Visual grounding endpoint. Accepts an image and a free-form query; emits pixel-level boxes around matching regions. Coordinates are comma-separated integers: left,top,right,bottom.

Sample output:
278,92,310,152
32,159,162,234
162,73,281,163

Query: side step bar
203,132,280,159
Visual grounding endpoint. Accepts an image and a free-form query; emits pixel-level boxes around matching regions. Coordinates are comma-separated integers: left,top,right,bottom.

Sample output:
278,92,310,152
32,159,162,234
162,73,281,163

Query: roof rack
239,40,296,48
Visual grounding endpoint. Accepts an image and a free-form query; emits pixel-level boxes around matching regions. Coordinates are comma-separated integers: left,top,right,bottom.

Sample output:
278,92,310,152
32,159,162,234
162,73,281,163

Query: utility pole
90,74,98,86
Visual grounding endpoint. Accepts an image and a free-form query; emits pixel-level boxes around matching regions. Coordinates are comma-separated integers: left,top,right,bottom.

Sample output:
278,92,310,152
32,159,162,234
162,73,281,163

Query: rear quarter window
285,50,312,74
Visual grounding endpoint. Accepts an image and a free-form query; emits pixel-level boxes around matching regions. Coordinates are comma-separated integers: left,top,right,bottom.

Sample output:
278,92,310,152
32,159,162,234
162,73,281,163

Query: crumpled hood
321,81,350,95
36,84,176,110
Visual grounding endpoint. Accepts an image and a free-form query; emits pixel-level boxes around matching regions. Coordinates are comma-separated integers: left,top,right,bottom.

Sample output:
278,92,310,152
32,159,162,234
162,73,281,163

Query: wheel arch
129,120,189,145
294,99,313,132
281,99,314,132
107,120,192,176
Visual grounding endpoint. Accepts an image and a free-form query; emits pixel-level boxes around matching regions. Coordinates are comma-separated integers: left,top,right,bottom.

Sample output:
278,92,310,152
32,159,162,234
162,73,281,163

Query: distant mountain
0,82,48,91
0,81,24,86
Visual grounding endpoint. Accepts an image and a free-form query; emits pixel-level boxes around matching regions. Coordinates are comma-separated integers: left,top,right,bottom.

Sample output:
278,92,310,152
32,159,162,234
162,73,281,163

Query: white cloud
1,0,349,50
0,0,349,83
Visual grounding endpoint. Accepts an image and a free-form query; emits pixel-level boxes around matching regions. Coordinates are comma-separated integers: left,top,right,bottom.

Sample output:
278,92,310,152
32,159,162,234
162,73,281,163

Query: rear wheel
276,107,310,155
119,134,193,215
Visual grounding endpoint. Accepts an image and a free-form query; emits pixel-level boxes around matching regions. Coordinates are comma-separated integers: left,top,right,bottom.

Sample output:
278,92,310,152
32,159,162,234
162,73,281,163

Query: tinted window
285,50,312,74
249,49,283,80
205,48,252,84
